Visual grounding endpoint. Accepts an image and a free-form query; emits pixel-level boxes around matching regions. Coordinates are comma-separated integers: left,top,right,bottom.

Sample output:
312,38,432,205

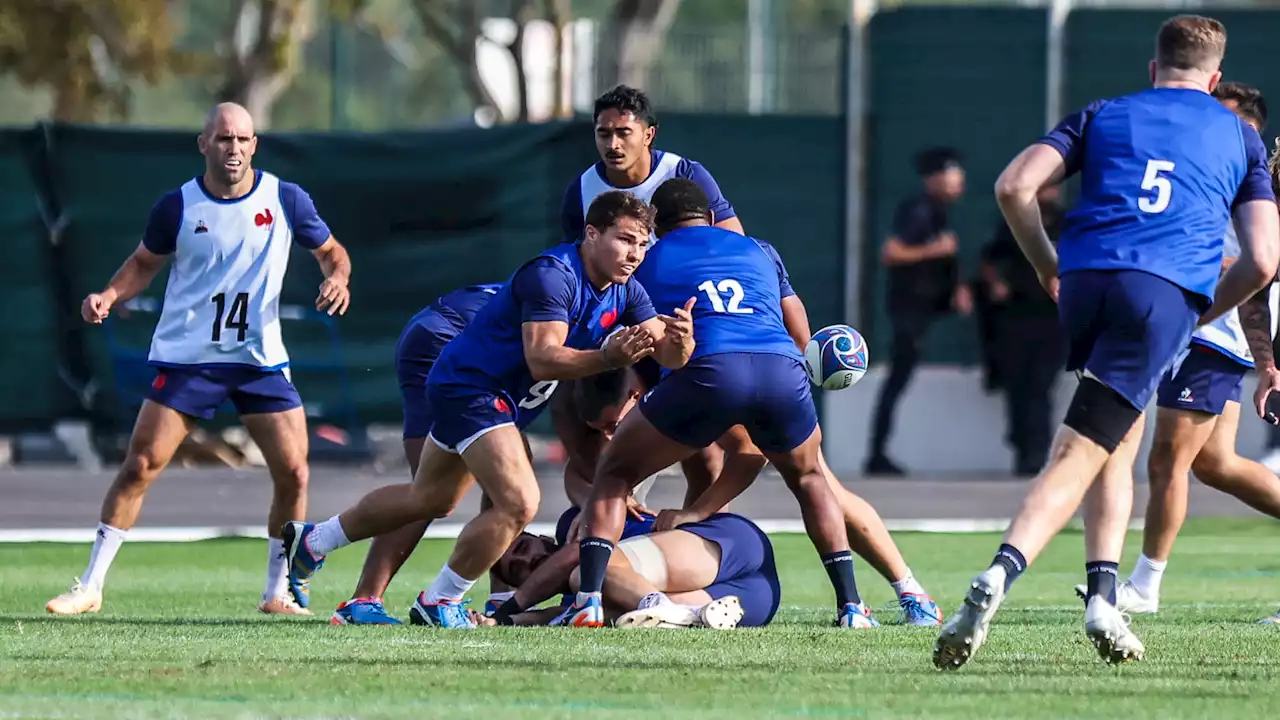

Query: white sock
890,570,926,598
83,523,127,591
638,592,670,610
424,563,476,604
263,538,288,601
306,516,350,557
488,590,515,605
1128,553,1166,598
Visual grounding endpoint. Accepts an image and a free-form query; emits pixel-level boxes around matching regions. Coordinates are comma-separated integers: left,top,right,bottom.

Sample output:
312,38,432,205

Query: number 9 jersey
1040,87,1275,308
142,170,332,370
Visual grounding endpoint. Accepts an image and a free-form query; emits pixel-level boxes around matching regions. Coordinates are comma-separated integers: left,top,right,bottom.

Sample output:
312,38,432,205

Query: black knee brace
1062,376,1142,454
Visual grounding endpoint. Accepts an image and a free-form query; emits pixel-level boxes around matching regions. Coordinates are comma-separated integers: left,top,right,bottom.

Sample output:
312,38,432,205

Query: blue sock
577,537,614,597
990,543,1028,593
821,550,860,607
1085,561,1120,605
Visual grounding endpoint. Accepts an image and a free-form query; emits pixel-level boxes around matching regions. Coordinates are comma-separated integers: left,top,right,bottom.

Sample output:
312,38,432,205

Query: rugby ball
804,324,869,391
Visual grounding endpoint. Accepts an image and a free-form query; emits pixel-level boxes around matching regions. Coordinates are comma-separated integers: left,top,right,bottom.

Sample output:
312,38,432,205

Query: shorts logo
493,397,511,415
1179,387,1193,403
152,373,167,391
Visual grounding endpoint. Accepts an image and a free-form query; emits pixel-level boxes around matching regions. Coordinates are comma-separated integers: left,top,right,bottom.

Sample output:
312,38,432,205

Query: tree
597,0,682,91
0,0,179,123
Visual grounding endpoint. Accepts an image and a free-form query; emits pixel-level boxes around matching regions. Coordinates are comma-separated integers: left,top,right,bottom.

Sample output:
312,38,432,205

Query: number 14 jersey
141,170,333,369
1039,87,1274,308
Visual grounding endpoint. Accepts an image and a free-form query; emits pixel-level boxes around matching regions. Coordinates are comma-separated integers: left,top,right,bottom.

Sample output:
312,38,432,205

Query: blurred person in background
866,147,971,476
977,185,1067,476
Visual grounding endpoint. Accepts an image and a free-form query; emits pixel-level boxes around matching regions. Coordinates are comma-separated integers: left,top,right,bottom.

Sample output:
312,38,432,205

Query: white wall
820,365,1277,476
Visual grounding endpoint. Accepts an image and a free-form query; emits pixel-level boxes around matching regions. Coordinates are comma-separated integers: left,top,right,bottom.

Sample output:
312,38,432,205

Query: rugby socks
1085,560,1120,606
577,537,614,601
989,543,1028,593
821,550,861,607
306,516,350,557
488,590,516,607
424,562,475,604
890,570,926,598
492,597,524,625
263,537,289,600
1127,553,1166,600
83,523,126,590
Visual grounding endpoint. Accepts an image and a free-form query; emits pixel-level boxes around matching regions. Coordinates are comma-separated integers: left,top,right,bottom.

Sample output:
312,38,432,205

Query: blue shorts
1156,343,1248,415
1059,270,1200,410
639,352,818,453
681,513,781,627
147,365,301,420
425,382,522,454
554,506,656,547
395,319,460,439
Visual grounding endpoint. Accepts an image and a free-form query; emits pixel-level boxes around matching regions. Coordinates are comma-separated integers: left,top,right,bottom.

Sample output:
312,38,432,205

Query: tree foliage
0,0,181,123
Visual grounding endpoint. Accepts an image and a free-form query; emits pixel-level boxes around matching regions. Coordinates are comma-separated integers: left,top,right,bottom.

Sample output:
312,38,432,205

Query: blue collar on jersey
195,169,264,205
592,149,665,188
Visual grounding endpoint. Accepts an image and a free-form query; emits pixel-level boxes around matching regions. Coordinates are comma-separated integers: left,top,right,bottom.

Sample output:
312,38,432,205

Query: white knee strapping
618,535,669,589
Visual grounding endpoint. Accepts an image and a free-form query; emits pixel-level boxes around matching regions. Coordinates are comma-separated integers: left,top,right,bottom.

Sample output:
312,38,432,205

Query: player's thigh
1195,399,1243,476
458,424,540,522
740,354,822,480
640,529,722,591
240,406,310,480
706,571,781,627
125,399,197,471
403,437,427,476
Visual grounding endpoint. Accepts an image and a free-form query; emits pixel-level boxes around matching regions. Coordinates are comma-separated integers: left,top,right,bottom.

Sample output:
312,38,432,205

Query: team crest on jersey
255,208,274,227
194,220,208,234
599,308,618,329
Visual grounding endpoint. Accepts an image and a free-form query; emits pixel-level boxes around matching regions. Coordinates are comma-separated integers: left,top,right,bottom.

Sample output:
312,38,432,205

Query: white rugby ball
804,324,869,391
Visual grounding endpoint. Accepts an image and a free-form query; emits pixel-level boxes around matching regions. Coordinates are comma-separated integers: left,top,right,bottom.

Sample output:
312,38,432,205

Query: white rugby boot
933,567,1006,671
616,593,702,628
698,596,745,629
1074,579,1158,614
1084,595,1145,664
45,578,103,615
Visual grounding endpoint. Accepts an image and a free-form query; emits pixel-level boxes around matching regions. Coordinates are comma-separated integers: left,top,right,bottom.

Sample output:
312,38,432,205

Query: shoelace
898,595,939,624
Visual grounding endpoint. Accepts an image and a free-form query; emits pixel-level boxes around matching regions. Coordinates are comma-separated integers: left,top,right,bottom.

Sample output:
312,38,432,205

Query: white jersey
1191,224,1274,367
577,151,684,244
147,171,322,369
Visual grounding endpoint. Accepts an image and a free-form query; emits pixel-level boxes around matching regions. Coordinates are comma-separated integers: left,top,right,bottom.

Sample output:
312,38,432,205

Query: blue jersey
634,225,801,362
410,283,503,335
1040,87,1275,307
428,243,657,423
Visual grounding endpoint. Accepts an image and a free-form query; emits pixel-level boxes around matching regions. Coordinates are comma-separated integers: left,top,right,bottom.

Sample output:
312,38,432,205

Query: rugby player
569,179,880,629
47,102,352,616
1069,83,1280,617
934,15,1278,669
479,506,778,629
285,191,696,628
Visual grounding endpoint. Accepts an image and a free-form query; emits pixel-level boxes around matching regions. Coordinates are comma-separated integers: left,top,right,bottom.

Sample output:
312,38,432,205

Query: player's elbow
993,171,1037,206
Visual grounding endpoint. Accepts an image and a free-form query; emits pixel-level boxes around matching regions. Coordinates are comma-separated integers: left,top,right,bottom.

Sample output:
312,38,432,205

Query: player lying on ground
493,367,942,626
934,14,1279,670
1071,82,1280,622
47,102,352,617
479,507,779,629
569,178,880,629
285,191,696,627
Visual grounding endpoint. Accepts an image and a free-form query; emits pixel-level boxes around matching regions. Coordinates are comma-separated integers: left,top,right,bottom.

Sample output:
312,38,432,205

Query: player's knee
596,451,642,497
1062,377,1141,454
1190,448,1232,489
271,459,309,493
118,450,166,486
1146,437,1178,482
491,482,541,528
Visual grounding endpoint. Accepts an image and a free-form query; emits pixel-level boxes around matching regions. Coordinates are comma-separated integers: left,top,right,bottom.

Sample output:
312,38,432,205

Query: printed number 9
1138,159,1175,214
518,380,559,410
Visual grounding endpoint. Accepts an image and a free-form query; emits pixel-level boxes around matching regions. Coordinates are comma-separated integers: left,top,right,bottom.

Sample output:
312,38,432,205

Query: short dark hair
593,85,657,126
915,147,962,176
1155,14,1226,73
651,178,710,231
573,369,631,424
1214,81,1268,130
584,190,655,236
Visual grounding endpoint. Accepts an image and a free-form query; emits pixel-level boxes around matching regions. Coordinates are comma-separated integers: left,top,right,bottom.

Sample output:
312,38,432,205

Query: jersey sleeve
621,277,657,325
141,189,183,255
677,158,737,223
511,258,576,324
279,181,333,250
560,179,585,242
1037,99,1107,178
755,240,796,298
1234,122,1277,207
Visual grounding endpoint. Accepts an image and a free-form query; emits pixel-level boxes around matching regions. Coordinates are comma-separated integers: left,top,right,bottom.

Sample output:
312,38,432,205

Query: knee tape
1063,376,1141,454
618,535,669,589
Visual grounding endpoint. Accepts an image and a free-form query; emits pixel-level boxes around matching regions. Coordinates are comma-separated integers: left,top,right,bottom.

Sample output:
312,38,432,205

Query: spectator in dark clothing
977,184,1067,476
866,147,971,476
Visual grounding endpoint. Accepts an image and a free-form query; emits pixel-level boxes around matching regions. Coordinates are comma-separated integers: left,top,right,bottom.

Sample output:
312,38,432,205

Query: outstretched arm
311,237,351,315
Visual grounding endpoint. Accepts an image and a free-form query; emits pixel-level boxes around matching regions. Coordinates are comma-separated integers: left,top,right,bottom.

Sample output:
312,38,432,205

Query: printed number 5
1138,159,1175,214
518,380,558,410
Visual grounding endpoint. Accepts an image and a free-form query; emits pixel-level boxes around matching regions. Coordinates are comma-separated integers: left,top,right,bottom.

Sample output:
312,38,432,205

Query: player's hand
316,277,350,316
653,508,706,532
625,494,653,520
657,297,696,344
989,279,1010,303
951,285,973,316
1037,272,1060,303
468,609,498,627
1254,366,1280,424
81,293,113,324
602,325,654,368
930,233,958,258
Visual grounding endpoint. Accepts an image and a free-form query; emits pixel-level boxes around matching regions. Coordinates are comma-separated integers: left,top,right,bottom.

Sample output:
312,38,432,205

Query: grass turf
1,518,1278,719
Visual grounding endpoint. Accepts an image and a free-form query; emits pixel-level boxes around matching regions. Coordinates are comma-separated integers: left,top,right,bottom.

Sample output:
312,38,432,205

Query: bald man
46,103,353,617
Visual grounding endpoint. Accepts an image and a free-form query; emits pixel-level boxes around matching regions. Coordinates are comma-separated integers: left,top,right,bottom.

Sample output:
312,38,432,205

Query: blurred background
3,0,1280,478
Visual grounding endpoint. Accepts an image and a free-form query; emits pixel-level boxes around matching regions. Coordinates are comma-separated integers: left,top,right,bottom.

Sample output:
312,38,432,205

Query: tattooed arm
1241,283,1280,423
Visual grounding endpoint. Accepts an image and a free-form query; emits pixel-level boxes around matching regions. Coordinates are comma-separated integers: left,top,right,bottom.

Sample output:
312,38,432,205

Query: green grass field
2,518,1278,719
